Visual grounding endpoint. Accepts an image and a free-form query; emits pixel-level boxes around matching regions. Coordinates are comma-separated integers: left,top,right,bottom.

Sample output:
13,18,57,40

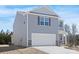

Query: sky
0,5,79,33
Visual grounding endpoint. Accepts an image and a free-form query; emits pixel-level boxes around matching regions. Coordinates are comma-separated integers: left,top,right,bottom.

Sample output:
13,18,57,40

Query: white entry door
32,33,56,46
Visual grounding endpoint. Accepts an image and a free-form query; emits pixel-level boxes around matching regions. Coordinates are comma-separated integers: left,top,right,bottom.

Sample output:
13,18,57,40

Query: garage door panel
32,33,56,46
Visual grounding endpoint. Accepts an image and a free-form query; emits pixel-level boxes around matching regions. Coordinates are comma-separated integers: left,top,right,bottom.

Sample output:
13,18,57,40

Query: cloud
56,9,79,33
0,6,36,17
0,9,15,15
0,17,14,32
0,5,79,33
54,9,79,25
0,5,37,32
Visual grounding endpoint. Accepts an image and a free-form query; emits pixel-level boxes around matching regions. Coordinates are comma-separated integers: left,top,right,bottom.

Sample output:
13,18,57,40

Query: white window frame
44,16,49,26
38,16,50,26
40,16,44,25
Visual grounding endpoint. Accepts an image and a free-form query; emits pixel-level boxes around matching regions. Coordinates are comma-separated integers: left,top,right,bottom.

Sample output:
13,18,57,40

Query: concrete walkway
34,46,79,54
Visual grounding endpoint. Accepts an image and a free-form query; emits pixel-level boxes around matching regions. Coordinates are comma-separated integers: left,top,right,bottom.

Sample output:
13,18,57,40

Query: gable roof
29,6,59,17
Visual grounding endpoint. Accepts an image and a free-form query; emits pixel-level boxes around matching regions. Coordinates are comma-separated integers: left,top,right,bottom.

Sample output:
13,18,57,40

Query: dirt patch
17,48,47,54
0,45,47,54
65,46,79,52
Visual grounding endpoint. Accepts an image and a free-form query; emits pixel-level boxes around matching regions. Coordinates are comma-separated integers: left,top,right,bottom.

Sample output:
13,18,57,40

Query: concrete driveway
0,45,79,54
34,46,79,54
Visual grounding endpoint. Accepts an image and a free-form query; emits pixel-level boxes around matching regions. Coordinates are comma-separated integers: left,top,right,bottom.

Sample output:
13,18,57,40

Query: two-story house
11,6,67,47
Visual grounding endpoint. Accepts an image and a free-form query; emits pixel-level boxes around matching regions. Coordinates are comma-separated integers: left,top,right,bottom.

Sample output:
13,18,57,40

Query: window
40,16,44,25
38,16,51,26
45,17,49,26
59,21,63,27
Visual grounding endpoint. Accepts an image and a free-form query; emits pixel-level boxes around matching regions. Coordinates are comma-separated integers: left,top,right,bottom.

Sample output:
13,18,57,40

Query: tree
6,29,9,35
72,24,77,46
64,24,71,34
64,24,75,47
1,29,3,33
0,29,12,44
64,24,79,47
0,29,5,44
72,24,77,35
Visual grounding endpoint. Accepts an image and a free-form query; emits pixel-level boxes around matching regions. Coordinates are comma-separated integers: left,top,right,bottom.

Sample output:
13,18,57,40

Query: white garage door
32,33,56,46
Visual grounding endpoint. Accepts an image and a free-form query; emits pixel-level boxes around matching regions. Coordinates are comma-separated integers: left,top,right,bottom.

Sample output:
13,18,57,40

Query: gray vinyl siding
13,12,27,47
28,14,59,41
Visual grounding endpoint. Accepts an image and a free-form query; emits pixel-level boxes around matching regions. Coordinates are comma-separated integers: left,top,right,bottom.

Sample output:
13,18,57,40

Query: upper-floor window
59,21,63,27
40,16,44,25
45,17,49,26
38,16,51,26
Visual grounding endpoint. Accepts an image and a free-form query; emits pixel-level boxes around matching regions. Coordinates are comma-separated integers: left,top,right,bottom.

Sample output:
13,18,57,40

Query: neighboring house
11,6,67,47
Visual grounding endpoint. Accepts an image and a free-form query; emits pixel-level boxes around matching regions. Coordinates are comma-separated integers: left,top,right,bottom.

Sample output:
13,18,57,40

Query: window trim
38,16,51,26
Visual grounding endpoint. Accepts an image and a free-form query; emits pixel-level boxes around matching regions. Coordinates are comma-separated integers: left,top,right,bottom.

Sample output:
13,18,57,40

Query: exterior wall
12,12,27,47
12,12,64,47
28,14,59,46
12,10,65,47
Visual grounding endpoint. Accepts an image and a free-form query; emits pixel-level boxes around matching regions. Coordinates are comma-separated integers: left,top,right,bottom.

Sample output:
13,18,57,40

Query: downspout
57,18,60,46
26,13,28,47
